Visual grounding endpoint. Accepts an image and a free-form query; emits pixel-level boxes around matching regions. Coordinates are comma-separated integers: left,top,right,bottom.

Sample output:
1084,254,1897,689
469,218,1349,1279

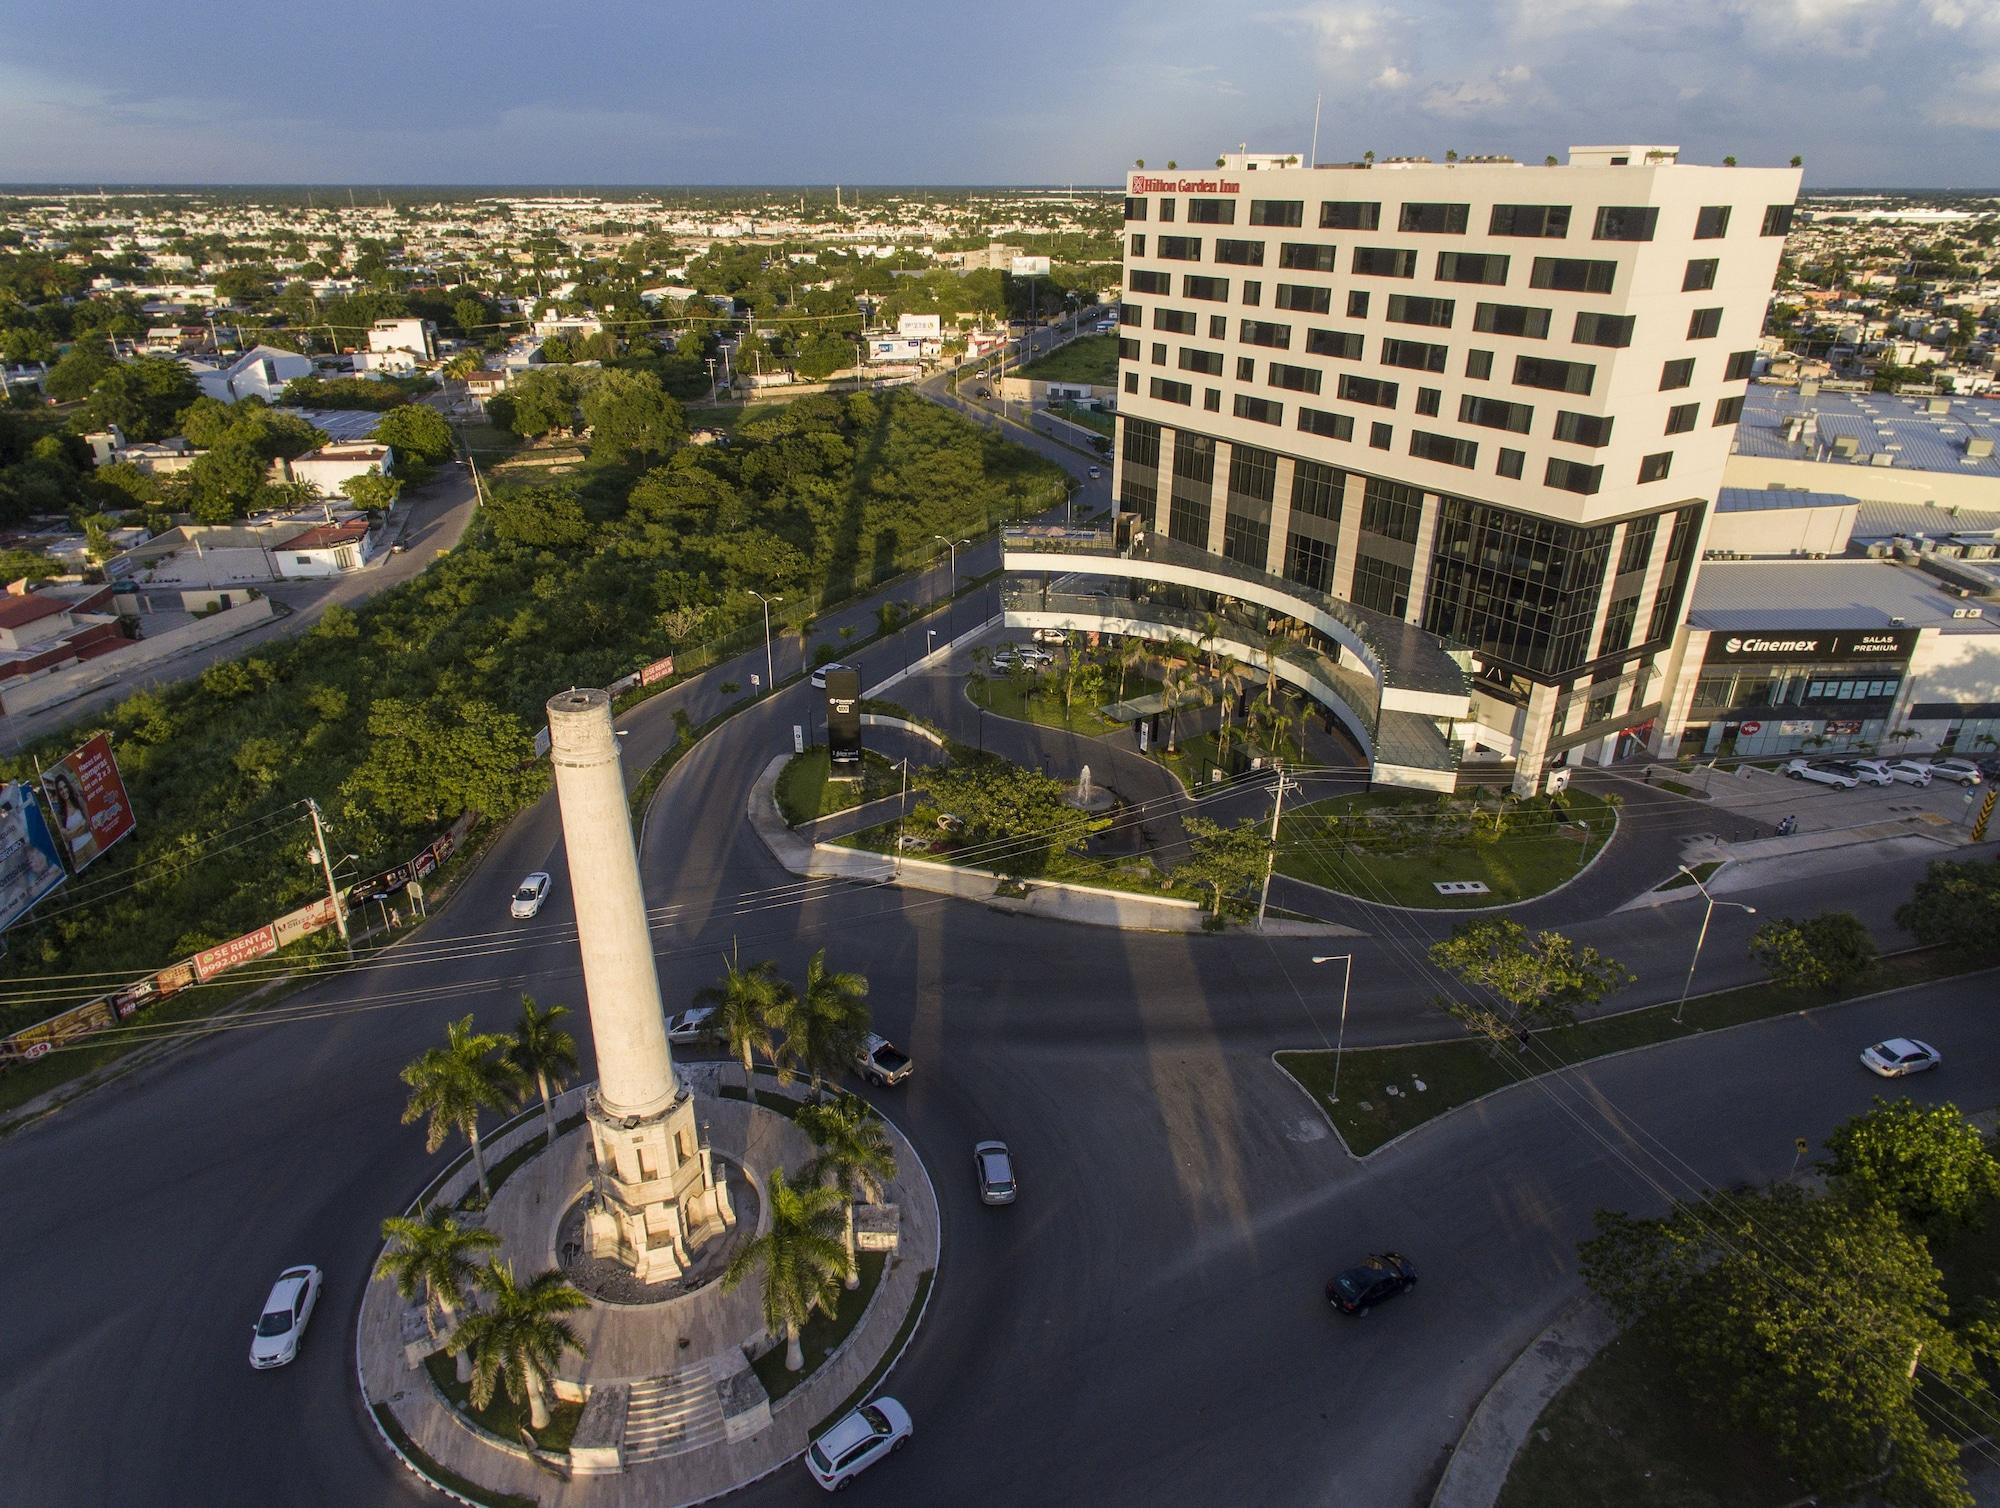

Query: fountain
1062,762,1117,815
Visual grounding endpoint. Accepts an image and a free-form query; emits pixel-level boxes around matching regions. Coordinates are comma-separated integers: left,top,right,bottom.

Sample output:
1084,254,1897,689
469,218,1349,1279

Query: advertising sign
0,780,66,934
1008,255,1054,276
41,734,136,873
194,924,277,982
640,655,676,686
825,667,863,768
897,313,942,340
1131,175,1241,195
1825,719,1864,736
273,896,341,948
1,996,115,1062
1704,629,1920,664
867,338,923,363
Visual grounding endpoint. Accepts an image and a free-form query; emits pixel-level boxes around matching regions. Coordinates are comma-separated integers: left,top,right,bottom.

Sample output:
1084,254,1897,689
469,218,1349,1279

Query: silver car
1779,758,1858,789
1861,1037,1941,1077
974,1140,1017,1205
1927,758,1984,786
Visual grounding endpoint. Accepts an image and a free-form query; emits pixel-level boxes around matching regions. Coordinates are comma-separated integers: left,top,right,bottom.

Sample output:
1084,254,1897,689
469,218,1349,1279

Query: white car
1844,759,1894,787
249,1265,322,1369
1088,466,1101,479
810,662,855,690
1927,758,1984,786
1861,1038,1941,1078
1031,627,1069,645
666,1006,717,1043
1779,758,1858,789
974,1140,1017,1205
1885,759,1933,786
805,1397,912,1491
510,872,552,919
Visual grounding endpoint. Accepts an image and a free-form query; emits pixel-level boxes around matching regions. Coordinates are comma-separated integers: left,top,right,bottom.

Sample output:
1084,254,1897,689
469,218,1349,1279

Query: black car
1326,1252,1417,1314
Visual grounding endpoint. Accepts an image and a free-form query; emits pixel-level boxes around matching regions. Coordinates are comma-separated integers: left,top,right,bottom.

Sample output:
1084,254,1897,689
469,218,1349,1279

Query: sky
1,0,1997,188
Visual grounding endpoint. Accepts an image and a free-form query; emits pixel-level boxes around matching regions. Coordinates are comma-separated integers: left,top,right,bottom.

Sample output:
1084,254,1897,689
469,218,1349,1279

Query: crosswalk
622,1362,727,1463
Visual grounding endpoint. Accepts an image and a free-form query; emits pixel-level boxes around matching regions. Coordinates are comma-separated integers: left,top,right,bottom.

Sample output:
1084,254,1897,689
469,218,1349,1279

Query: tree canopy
1430,919,1633,1033
1894,859,2000,953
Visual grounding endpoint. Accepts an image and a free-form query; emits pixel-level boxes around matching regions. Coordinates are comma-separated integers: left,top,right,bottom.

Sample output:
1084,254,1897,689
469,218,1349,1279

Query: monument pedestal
584,1087,734,1283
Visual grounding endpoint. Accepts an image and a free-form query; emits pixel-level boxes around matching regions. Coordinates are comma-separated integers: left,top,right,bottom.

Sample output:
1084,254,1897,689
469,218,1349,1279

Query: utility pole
307,798,352,959
1256,764,1292,930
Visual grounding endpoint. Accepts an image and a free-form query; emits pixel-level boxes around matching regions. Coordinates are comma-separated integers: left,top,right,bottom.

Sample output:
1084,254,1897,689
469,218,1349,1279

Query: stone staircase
623,1360,728,1463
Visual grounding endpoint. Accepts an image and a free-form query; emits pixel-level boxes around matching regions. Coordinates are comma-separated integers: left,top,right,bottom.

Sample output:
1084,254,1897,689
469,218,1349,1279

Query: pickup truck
853,1032,913,1087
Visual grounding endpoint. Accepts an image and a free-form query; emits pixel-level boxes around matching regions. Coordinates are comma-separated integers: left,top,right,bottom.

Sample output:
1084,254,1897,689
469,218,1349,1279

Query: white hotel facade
1002,146,1801,792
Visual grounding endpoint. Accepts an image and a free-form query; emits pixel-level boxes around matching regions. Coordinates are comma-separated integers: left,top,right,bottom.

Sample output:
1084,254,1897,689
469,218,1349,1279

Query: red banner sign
42,733,137,873
194,925,277,982
640,655,676,686
1132,176,1241,194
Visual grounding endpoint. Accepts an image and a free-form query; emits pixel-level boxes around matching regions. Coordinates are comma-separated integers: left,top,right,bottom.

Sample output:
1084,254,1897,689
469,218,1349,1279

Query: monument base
583,1086,731,1284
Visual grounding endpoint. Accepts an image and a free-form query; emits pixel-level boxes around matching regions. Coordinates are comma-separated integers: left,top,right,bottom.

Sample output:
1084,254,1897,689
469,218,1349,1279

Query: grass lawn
968,672,1160,735
1016,333,1119,385
1497,1326,1802,1508
424,1349,584,1454
1278,947,1989,1156
1154,727,1295,790
774,747,902,826
373,1404,538,1508
1277,789,1615,908
751,1250,887,1403
1050,400,1115,436
1652,775,1709,799
831,809,1194,904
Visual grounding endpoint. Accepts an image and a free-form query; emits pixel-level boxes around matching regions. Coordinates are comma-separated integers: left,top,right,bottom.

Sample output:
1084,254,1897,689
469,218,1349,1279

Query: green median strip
812,1268,935,1439
371,1402,540,1508
1279,945,1992,1156
752,1250,887,1403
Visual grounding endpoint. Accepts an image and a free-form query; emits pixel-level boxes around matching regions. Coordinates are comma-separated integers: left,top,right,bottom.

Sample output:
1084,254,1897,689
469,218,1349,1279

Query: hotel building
1001,146,1801,792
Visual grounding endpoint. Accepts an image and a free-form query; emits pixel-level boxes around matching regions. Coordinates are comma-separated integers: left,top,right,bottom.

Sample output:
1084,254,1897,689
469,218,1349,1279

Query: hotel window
1436,251,1510,285
1158,235,1202,260
1683,257,1719,292
1416,387,1441,417
1459,394,1533,433
1664,402,1699,434
1306,328,1364,359
1352,246,1419,277
1552,410,1614,447
1473,302,1552,339
1182,274,1230,301
1347,290,1370,318
1251,199,1304,227
1386,294,1455,327
1529,257,1616,293
1169,433,1215,545
1572,311,1634,348
1120,303,1140,326
1514,355,1596,394
1153,307,1196,334
1761,203,1796,236
1129,233,1146,257
1593,206,1658,241
1638,451,1673,483
1617,513,1657,575
1545,456,1603,494
1466,349,1494,380
1714,395,1746,425
1293,460,1345,520
1724,350,1756,380
1285,532,1335,593
1370,422,1393,450
1410,430,1477,467
1150,342,1167,365
1489,203,1571,238
1204,388,1221,411
1118,337,1139,361
1150,377,1192,404
1179,348,1222,375
1351,556,1412,616
1124,371,1137,393
1237,356,1255,381
1687,307,1723,339
1129,269,1170,295
1660,356,1695,390
1399,202,1470,234
1497,447,1525,479
1694,205,1731,239
1239,319,1291,348
1158,199,1176,222
1339,373,1399,408
1214,238,1265,265
1188,197,1236,224
1320,200,1382,230
1297,407,1354,441
1275,283,1333,313
1124,197,1147,221
1242,280,1262,306
1210,314,1228,339
1360,477,1422,542
1221,505,1270,566
1598,594,1640,654
1381,338,1448,372
1278,242,1338,272
1233,394,1283,425
1268,362,1322,393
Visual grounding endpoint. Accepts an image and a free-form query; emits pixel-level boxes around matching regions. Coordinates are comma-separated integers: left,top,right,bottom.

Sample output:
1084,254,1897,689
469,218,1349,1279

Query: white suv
806,1398,912,1490
1780,758,1858,789
1844,759,1894,787
1885,759,1933,786
1927,758,1984,786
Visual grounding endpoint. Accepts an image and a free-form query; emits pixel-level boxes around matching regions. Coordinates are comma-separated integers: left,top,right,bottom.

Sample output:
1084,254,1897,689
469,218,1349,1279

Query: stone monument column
546,688,728,1281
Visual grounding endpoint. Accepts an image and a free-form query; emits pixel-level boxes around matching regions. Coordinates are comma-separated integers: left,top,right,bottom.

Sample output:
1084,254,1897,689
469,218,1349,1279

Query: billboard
868,337,923,363
1703,629,1919,664
640,654,676,685
194,924,277,982
0,780,67,934
42,733,137,873
1009,255,1052,276
1,996,115,1063
897,313,942,340
825,667,863,768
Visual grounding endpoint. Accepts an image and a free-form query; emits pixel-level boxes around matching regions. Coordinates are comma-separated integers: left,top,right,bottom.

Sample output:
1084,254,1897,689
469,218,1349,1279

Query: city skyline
3,0,1998,187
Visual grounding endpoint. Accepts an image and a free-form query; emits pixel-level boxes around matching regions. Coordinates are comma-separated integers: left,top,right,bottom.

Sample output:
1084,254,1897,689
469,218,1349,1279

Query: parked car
666,1005,718,1044
1843,759,1895,787
1016,646,1055,667
249,1265,323,1369
510,871,552,919
854,1032,913,1087
1861,1038,1941,1077
1325,1252,1417,1315
810,662,854,690
1885,759,1934,786
1779,758,1859,789
805,1398,912,1491
974,1141,1017,1205
1031,627,1069,645
1088,466,1101,479
1927,758,1984,786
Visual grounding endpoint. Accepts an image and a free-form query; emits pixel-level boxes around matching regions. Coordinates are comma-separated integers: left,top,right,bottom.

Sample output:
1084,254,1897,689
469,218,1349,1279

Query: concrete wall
0,597,275,716
1706,500,1858,557
1722,453,2000,512
808,841,1211,931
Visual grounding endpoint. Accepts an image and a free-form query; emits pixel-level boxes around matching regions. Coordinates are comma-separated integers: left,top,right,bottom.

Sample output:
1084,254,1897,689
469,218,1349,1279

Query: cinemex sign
1132,176,1241,194
1706,629,1919,663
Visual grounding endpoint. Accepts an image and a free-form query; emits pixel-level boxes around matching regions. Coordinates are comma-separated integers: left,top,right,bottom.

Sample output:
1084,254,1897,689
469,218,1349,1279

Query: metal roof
1736,385,2000,479
1715,486,1859,513
1689,559,2000,632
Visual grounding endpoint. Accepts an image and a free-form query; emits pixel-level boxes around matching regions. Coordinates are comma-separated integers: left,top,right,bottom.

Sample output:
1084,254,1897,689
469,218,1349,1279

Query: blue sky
1,0,1996,186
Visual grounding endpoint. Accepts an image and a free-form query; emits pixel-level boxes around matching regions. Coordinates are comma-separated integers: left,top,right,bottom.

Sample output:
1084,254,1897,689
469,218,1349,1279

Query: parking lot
1670,757,1991,838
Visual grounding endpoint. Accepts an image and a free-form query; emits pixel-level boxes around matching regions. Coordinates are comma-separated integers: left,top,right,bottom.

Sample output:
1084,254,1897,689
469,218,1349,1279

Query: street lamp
932,533,970,638
1673,865,1757,1023
1310,954,1356,1104
747,589,781,695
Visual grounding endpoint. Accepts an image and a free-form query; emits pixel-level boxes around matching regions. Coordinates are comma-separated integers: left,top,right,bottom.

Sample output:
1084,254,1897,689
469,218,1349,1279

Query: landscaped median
1278,946,1994,1156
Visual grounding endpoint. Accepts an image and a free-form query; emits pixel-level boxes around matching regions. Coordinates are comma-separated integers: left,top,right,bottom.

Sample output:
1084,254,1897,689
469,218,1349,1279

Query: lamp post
1309,954,1356,1104
926,628,937,667
748,589,780,696
1673,865,1757,1023
932,533,970,639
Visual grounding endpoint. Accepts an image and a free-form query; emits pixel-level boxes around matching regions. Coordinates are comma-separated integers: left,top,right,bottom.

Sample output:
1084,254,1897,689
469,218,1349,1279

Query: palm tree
1216,655,1247,769
722,1167,851,1370
448,1261,589,1431
400,1015,524,1203
797,1098,898,1288
1199,610,1224,675
1110,636,1146,705
377,1205,500,1378
786,950,871,1098
505,995,578,1149
696,946,795,1094
1261,630,1287,711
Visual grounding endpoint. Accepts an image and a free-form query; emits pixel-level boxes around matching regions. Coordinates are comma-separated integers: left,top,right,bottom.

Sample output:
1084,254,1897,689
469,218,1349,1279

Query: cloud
1374,64,1412,89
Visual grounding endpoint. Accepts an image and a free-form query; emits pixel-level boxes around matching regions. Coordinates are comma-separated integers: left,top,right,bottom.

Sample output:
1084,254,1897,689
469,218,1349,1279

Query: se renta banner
0,780,67,934
43,733,137,873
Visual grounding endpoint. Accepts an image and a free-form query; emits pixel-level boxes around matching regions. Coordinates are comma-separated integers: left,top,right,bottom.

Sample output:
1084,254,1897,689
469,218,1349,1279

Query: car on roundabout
806,1397,912,1490
1326,1252,1417,1315
1861,1038,1941,1078
510,871,552,918
666,1006,718,1044
249,1264,323,1369
811,662,855,690
1779,758,1858,789
974,1140,1017,1205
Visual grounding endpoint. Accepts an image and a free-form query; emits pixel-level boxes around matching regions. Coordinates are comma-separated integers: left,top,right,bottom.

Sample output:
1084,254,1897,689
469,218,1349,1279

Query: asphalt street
0,387,1990,1508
